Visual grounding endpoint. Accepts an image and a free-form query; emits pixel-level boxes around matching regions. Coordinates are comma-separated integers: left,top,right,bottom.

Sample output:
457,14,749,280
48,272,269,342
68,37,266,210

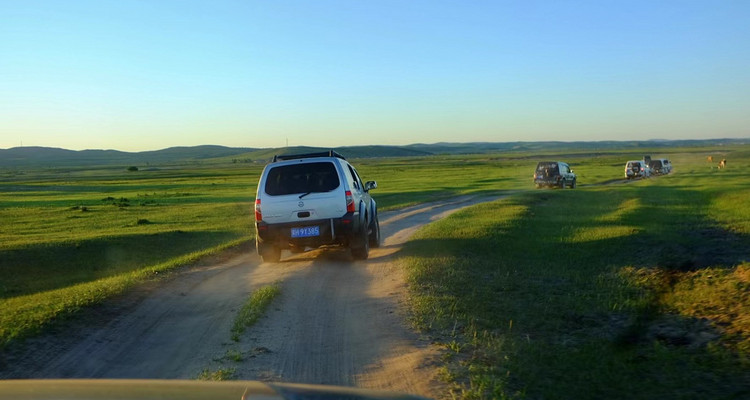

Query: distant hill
0,145,256,168
225,145,432,163
0,139,746,168
404,139,749,154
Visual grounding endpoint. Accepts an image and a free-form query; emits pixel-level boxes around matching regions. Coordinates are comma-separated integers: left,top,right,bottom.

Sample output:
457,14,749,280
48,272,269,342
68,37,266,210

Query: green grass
3,143,749,400
196,286,280,380
230,284,281,342
358,152,630,210
0,154,534,349
401,148,750,399
224,349,244,362
0,231,242,299
196,367,236,381
0,239,244,348
0,164,263,347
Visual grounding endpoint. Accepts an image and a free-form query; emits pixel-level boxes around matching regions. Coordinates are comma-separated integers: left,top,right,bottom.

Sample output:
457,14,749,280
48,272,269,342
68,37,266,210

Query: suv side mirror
364,181,378,191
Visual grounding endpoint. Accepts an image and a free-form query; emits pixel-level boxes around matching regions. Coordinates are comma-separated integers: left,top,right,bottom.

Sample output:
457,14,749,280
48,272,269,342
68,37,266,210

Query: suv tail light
255,198,262,221
345,190,355,213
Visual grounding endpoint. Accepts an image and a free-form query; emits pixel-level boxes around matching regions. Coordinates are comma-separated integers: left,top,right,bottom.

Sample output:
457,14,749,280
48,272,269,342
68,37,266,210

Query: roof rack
273,150,346,162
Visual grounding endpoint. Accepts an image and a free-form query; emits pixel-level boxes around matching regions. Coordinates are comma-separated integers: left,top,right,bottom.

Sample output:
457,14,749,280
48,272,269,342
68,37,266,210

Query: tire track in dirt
215,195,501,397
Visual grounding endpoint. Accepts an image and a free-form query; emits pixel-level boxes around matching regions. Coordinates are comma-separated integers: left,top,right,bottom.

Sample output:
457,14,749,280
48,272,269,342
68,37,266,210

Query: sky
1,0,749,152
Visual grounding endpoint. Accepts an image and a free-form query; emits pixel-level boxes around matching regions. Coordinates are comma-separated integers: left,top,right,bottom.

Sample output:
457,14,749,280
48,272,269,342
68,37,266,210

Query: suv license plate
291,226,320,238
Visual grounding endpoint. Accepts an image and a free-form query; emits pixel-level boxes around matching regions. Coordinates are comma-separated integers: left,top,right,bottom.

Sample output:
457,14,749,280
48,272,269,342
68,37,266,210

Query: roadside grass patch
0,238,246,348
402,158,750,399
224,349,244,362
195,284,281,378
569,224,638,243
230,284,281,342
196,367,236,381
0,164,262,347
0,231,244,300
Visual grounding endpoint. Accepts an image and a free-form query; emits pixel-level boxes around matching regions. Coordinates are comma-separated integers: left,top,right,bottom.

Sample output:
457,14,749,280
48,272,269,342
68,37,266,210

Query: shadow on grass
402,185,750,398
0,230,243,300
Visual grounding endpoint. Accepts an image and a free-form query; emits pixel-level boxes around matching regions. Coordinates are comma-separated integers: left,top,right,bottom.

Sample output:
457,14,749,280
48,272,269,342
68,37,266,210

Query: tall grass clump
230,284,281,342
196,367,236,381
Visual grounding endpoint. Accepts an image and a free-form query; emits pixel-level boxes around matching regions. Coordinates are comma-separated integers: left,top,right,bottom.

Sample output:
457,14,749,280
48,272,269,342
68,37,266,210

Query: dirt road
1,195,500,398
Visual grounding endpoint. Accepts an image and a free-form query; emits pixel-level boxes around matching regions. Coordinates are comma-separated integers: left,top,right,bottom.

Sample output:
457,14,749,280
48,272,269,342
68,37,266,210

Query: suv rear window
264,162,340,196
536,162,559,175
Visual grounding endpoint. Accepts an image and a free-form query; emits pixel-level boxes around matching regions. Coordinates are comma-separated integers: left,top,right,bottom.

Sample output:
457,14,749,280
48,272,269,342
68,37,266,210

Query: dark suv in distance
254,151,380,262
533,161,577,189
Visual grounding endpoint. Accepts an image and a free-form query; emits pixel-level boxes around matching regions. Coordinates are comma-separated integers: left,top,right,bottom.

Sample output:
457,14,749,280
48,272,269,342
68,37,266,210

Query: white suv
625,160,650,179
648,158,672,175
254,151,380,262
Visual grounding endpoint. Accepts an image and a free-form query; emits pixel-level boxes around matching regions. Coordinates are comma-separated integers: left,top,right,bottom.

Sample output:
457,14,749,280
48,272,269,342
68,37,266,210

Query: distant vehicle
533,161,577,189
649,158,672,175
254,151,379,262
625,160,650,179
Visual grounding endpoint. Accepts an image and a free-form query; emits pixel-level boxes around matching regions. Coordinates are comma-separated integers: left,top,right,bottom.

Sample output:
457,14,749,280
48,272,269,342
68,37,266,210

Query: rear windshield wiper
299,192,313,199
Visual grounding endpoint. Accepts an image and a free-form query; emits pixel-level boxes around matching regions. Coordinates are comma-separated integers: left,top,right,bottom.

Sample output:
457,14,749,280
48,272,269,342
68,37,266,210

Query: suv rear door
259,160,347,224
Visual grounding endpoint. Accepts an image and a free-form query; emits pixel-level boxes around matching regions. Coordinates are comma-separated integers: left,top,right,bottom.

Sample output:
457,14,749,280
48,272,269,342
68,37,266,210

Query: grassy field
0,153,549,347
2,144,748,399
0,164,261,347
402,148,750,398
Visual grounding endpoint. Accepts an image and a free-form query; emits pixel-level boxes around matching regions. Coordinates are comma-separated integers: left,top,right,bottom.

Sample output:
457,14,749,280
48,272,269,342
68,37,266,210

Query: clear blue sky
2,0,749,152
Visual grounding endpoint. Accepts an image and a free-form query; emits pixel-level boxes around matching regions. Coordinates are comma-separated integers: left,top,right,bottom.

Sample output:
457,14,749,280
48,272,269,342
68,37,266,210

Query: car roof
272,150,345,162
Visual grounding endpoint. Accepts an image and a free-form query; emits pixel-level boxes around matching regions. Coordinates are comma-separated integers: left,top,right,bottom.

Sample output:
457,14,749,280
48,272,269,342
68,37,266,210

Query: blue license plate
291,226,320,238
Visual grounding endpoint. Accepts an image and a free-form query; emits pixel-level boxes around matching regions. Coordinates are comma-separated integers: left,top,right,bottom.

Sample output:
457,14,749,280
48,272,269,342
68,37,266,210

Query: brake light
345,190,355,213
255,198,262,221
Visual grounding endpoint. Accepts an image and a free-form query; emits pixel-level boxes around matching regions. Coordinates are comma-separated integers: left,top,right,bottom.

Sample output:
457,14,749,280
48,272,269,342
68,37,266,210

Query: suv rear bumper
256,213,362,249
534,177,562,187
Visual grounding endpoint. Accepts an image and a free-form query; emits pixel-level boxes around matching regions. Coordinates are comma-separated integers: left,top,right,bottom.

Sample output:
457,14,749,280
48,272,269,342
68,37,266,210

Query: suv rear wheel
351,219,370,260
369,215,381,248
258,240,281,263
